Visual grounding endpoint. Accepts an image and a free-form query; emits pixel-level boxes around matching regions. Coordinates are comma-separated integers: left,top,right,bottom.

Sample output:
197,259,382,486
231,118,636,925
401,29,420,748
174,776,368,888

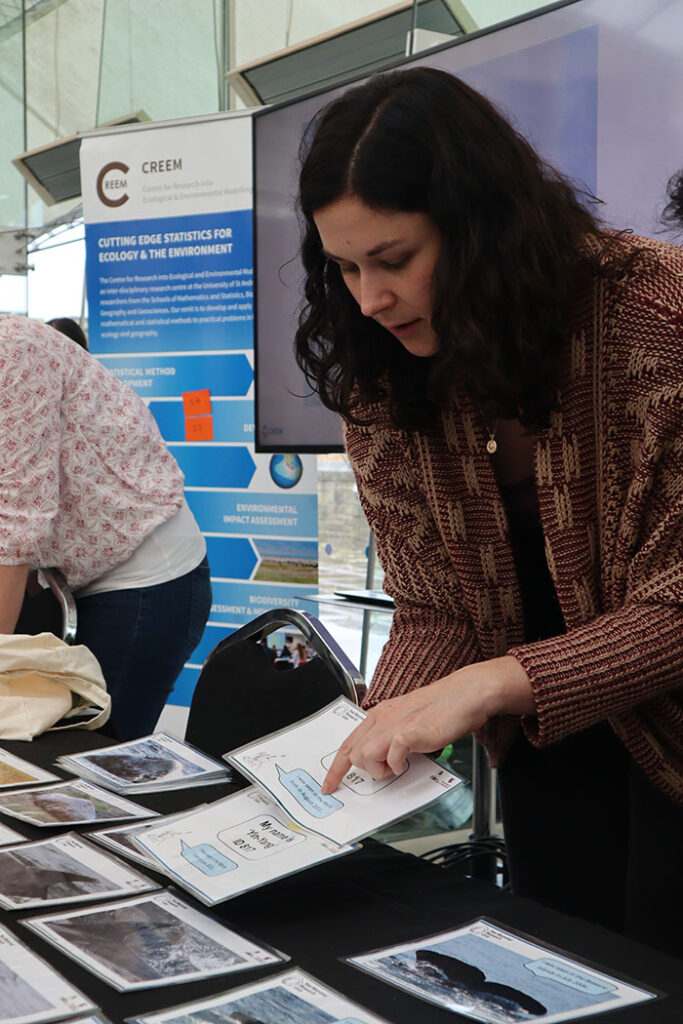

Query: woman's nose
359,275,394,318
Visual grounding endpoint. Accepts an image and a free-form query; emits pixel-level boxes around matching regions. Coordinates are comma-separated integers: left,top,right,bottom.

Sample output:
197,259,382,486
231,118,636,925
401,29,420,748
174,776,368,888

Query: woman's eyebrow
322,237,405,261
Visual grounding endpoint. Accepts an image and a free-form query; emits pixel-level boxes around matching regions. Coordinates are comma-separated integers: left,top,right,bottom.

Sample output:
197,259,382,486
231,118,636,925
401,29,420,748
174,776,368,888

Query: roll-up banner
80,113,318,717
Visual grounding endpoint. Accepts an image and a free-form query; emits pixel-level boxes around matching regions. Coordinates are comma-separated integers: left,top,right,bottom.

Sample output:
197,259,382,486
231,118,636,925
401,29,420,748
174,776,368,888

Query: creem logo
96,161,130,207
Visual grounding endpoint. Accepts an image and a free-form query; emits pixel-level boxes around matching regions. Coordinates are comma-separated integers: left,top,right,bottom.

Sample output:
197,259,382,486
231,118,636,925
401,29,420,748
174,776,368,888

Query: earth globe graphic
269,453,303,489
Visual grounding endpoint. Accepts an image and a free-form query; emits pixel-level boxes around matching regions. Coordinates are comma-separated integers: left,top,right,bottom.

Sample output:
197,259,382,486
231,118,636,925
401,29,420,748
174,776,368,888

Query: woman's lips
384,318,421,338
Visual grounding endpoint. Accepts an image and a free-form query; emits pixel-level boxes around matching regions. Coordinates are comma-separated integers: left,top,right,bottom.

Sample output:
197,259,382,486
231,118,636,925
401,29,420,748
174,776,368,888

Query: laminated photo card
0,922,95,1024
0,822,26,846
0,779,157,827
0,749,60,789
22,888,286,991
131,784,357,905
57,732,232,794
0,832,159,910
125,967,392,1024
347,918,658,1022
225,696,464,845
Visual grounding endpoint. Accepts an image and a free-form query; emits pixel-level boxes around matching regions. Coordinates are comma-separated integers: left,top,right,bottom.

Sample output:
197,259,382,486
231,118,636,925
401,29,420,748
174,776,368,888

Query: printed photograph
0,823,25,846
24,893,280,990
0,960,52,1019
0,922,94,1023
0,753,58,789
73,737,210,786
0,782,151,826
0,835,155,909
128,968,388,1024
350,920,653,1022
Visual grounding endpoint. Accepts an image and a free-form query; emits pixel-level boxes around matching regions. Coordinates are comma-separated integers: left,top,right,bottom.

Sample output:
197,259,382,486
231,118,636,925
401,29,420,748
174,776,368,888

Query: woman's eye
338,264,358,275
382,255,410,270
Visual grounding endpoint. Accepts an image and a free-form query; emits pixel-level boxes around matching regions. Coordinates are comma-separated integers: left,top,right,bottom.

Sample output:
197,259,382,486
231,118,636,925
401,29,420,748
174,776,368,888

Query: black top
497,476,565,643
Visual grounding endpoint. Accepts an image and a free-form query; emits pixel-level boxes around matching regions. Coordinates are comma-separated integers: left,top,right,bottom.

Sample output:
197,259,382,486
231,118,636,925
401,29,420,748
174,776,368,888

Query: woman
295,67,683,955
0,315,211,741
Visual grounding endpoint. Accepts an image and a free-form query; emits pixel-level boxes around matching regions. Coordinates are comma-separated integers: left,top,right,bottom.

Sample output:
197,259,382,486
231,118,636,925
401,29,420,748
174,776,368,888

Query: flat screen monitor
253,0,683,453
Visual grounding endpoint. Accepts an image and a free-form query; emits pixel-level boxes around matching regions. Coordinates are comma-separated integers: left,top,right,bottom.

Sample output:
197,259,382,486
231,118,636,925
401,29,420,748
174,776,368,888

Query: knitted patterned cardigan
344,235,683,805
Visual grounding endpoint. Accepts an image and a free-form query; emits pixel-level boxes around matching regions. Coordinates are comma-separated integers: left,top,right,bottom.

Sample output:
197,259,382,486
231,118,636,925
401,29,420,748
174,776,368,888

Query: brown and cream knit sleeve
510,237,683,802
344,412,482,707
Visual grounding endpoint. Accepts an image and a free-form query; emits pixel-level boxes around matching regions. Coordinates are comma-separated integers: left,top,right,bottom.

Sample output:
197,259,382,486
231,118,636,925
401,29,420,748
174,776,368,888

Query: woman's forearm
0,563,30,633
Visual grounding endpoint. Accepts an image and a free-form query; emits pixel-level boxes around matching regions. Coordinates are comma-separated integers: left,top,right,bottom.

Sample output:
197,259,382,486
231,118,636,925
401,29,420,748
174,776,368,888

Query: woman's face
313,195,442,358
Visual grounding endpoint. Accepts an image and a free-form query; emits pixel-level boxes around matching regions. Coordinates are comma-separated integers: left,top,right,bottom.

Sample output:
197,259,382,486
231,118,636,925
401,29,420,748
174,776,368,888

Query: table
1,730,682,1023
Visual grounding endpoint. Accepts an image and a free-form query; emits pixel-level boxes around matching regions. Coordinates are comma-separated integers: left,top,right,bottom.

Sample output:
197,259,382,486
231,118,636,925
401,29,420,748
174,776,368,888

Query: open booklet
347,918,659,1023
55,732,233,794
224,695,464,846
129,785,357,905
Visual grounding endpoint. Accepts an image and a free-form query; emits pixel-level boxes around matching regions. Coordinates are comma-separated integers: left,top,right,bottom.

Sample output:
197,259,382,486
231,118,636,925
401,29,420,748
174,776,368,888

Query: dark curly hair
295,67,620,431
663,169,683,230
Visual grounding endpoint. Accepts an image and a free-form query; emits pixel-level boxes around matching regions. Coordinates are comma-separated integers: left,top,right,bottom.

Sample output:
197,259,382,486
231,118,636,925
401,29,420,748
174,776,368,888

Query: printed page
0,749,60,789
348,918,657,1022
0,832,159,910
226,696,463,845
125,967,391,1024
0,780,157,827
22,889,285,992
57,732,231,793
0,923,94,1024
132,785,357,904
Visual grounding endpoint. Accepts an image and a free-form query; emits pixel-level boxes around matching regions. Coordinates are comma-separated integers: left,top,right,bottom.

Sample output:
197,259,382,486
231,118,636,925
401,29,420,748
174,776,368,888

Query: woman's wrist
481,655,536,718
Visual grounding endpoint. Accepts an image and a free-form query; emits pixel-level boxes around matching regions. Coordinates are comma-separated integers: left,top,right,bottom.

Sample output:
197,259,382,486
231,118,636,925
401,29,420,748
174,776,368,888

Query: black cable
422,836,510,888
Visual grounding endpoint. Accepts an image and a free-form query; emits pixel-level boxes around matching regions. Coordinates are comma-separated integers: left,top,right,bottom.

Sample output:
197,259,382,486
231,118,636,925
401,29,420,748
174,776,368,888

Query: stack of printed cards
0,821,25,846
0,922,95,1023
0,832,159,910
22,889,285,992
0,748,60,790
56,732,233,794
224,696,465,846
0,779,156,828
125,967,392,1024
347,918,658,1022
130,785,357,905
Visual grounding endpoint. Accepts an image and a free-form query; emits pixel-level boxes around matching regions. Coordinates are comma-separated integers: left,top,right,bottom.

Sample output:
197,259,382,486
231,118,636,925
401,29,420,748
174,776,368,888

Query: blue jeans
75,556,212,741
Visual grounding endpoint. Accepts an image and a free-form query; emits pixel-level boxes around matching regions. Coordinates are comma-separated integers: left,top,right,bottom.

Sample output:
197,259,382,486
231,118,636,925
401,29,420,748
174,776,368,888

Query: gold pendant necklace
474,401,499,454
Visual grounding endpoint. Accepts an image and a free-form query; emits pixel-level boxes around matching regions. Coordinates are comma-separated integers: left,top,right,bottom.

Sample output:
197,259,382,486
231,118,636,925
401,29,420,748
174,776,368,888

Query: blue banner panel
86,210,253,353
210,580,317,627
97,352,253,399
149,400,254,443
185,490,318,537
170,445,256,488
205,536,257,580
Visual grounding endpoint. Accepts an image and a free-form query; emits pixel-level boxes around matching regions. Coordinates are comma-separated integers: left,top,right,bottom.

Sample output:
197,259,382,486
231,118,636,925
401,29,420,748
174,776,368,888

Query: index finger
321,747,352,794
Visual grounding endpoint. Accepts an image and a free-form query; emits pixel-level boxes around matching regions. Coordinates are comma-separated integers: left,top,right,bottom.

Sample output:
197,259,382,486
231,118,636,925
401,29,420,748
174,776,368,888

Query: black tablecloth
1,730,682,1023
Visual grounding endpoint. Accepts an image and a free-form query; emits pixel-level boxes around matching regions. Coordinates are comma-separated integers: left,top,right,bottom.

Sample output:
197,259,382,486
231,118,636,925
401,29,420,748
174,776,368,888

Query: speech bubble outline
180,840,238,875
217,811,307,860
320,750,407,794
525,958,617,995
276,764,343,817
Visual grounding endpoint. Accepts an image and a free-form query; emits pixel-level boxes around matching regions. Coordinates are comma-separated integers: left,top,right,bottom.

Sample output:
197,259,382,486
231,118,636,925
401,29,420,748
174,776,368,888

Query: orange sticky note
184,416,214,441
182,389,212,416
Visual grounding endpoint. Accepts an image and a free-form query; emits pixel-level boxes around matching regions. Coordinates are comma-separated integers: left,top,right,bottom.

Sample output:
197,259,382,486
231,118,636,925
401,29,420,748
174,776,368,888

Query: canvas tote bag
0,633,110,740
